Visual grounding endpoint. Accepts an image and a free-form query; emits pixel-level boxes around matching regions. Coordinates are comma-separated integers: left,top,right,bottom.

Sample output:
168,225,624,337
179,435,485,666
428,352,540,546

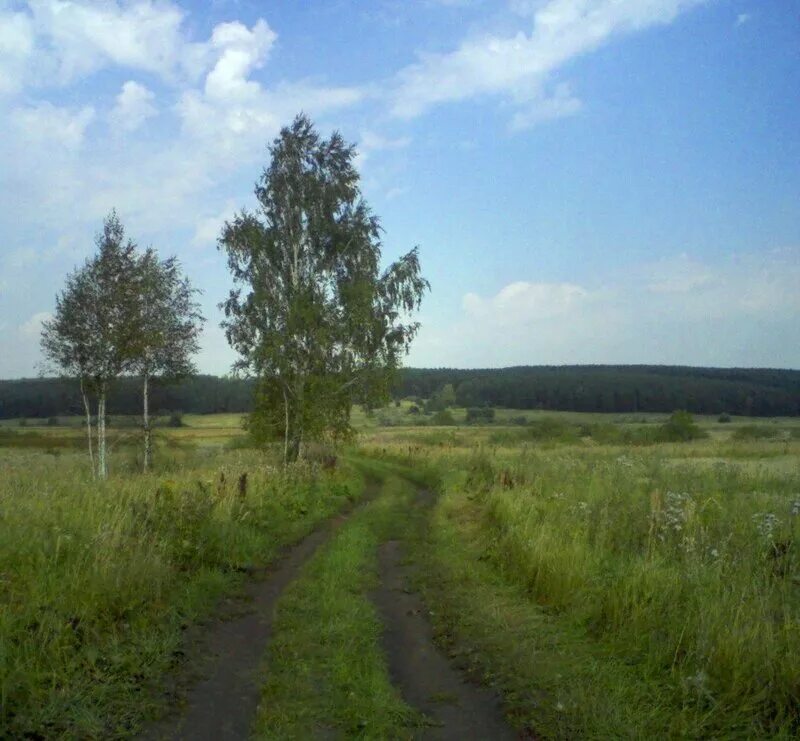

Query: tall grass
438,446,800,736
0,447,361,738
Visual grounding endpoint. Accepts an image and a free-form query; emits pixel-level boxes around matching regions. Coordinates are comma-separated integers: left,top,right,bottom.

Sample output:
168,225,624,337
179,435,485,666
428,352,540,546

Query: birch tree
41,211,140,478
130,250,203,471
220,114,428,462
41,266,99,475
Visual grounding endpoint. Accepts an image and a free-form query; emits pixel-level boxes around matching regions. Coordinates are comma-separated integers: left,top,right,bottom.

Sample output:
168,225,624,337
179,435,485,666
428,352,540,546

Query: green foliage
430,409,456,426
718,413,732,423
658,410,706,441
167,412,184,428
220,114,427,461
398,366,800,416
465,407,495,424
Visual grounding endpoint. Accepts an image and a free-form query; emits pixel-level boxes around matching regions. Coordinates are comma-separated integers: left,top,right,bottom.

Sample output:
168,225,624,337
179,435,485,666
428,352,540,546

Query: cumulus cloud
109,80,157,132
18,311,52,339
391,0,707,127
10,100,95,149
0,9,35,95
463,281,589,322
410,249,800,368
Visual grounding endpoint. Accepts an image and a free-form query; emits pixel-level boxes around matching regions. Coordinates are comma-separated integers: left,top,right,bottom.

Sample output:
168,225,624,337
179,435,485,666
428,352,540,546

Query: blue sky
0,0,798,377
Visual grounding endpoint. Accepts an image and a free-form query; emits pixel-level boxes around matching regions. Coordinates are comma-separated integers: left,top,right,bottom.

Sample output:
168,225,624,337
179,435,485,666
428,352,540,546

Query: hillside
1,365,798,419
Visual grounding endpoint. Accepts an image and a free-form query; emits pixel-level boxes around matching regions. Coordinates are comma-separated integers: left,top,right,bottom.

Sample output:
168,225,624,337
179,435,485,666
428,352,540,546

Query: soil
141,480,518,740
141,502,365,741
372,538,516,740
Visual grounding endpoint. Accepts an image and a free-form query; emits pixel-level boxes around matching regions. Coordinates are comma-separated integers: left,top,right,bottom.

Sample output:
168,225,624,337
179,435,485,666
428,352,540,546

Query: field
1,410,798,738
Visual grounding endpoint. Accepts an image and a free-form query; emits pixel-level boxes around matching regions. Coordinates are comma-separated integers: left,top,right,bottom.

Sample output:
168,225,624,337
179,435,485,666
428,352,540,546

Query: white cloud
18,311,52,339
191,201,239,248
109,80,157,132
410,249,800,368
509,82,582,130
463,281,589,322
0,9,35,95
10,100,95,149
204,19,276,101
735,13,751,27
391,0,707,126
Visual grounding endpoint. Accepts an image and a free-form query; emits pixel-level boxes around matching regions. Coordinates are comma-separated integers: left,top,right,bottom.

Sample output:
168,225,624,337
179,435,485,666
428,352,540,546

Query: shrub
466,407,495,424
718,413,731,423
168,412,184,428
657,410,706,442
46,417,58,427
407,405,421,415
431,410,456,426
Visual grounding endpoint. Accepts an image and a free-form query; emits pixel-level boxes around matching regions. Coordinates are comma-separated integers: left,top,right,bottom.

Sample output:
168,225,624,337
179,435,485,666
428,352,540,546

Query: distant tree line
3,365,798,419
397,366,800,417
0,375,252,420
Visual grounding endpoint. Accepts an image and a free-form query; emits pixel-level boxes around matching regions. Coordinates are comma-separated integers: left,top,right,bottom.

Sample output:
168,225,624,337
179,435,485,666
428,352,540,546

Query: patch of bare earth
141,502,366,741
372,535,518,740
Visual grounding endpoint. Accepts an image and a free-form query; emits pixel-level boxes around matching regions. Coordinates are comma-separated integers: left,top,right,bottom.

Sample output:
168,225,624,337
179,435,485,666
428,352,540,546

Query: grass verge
0,450,363,739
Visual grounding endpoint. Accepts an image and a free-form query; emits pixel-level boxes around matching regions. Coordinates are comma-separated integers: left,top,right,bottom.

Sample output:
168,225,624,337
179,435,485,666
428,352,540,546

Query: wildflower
752,512,780,541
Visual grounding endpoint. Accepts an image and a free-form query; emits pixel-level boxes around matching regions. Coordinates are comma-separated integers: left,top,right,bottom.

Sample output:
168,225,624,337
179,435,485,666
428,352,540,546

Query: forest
2,364,798,419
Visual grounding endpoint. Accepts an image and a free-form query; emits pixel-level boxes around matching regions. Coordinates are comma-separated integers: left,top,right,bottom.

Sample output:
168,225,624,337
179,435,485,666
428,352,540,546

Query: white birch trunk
97,387,107,480
142,372,151,472
80,378,95,478
282,384,290,465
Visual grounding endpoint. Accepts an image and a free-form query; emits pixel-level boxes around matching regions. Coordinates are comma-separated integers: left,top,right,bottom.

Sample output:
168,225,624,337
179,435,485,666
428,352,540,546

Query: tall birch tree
220,114,428,462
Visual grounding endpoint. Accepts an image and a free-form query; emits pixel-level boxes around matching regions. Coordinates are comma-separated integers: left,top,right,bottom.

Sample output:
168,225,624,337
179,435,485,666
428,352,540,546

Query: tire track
371,487,517,740
141,487,376,741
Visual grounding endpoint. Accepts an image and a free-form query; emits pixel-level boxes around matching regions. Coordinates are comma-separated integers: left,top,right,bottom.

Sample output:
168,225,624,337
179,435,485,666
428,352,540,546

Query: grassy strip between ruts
0,449,364,739
253,471,424,739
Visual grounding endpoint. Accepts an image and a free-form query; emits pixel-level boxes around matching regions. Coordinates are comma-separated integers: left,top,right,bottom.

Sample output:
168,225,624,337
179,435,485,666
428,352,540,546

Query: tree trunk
80,378,95,478
142,372,151,472
97,386,107,480
282,384,290,465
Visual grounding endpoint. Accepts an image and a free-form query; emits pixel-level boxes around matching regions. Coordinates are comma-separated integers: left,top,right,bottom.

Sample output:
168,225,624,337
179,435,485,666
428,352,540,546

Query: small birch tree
130,250,203,471
41,211,140,478
220,114,428,462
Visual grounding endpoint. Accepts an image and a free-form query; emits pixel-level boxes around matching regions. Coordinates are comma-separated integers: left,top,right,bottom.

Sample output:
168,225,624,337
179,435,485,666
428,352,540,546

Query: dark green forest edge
3,365,799,419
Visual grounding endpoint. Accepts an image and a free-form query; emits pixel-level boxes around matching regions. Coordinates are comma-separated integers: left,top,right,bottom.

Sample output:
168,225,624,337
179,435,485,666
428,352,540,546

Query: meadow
0,409,798,738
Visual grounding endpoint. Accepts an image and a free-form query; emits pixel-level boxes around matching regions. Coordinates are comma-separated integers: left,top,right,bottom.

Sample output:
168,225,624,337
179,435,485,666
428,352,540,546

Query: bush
431,410,456,426
47,417,58,427
407,405,421,415
466,407,495,424
718,413,731,423
657,410,706,442
168,412,184,428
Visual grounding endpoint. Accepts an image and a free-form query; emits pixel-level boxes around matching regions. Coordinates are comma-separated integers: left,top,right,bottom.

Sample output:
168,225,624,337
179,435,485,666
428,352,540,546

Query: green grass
253,472,422,739
0,446,363,739
399,439,800,738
